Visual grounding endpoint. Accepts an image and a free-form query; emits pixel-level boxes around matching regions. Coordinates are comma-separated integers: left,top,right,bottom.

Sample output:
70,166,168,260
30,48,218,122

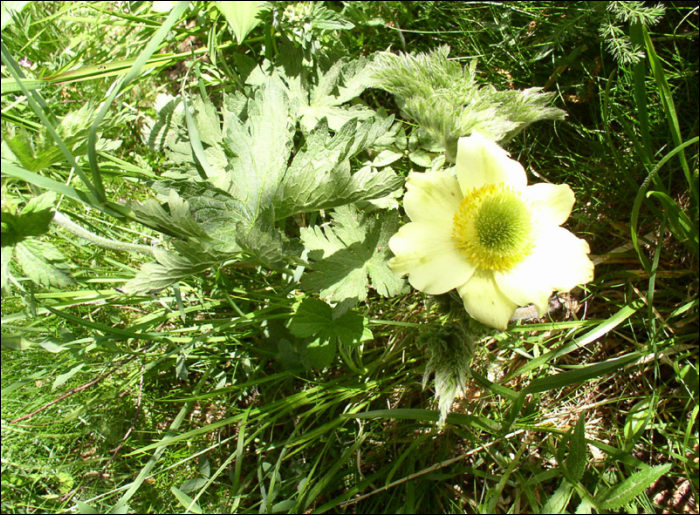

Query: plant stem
53,211,155,256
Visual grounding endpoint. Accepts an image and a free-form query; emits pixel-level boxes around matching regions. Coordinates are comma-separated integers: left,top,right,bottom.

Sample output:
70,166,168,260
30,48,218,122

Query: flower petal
494,255,557,318
404,171,463,225
457,269,518,330
456,131,527,194
524,183,575,227
544,226,594,291
495,226,594,312
389,222,475,295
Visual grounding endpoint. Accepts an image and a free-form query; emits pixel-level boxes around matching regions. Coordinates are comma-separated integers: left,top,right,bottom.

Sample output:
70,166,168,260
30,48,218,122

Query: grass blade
86,1,191,203
524,353,642,394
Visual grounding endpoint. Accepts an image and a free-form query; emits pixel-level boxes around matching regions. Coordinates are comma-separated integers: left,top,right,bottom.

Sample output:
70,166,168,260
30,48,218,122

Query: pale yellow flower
389,131,594,330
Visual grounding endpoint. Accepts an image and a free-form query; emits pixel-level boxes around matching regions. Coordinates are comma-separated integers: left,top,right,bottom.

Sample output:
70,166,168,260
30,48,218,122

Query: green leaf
273,41,375,133
623,398,654,451
274,117,404,219
53,363,84,390
40,339,69,353
306,335,336,369
271,500,298,513
300,205,407,302
131,189,211,240
1,77,46,95
1,191,56,246
183,94,219,183
332,312,365,347
20,191,56,232
290,298,364,345
130,181,298,293
144,79,295,224
215,1,266,45
125,243,225,294
289,298,365,368
299,56,374,133
408,148,434,168
129,78,299,290
150,180,251,249
574,497,595,514
565,415,587,483
74,500,99,514
0,1,31,30
142,93,184,153
308,4,354,31
170,485,203,514
541,481,574,514
597,464,672,510
224,77,294,217
14,239,74,288
647,190,698,255
135,57,398,289
235,208,300,269
289,298,334,338
175,354,188,380
192,95,223,146
524,353,642,394
232,53,265,86
1,335,35,351
180,478,209,494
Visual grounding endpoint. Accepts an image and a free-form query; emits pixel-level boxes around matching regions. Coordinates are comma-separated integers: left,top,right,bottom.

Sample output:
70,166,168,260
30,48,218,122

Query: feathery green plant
372,46,566,159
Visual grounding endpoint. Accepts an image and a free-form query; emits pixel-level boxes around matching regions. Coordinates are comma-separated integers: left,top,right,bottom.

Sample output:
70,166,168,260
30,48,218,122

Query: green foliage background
1,2,698,514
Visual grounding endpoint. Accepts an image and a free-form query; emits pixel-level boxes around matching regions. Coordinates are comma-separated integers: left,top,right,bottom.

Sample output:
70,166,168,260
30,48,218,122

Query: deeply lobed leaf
300,205,407,302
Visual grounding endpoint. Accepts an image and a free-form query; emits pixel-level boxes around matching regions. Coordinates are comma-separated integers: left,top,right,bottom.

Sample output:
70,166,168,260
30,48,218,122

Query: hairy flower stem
53,211,155,256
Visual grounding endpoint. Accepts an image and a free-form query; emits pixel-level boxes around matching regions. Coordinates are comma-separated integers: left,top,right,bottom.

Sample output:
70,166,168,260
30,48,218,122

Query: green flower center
452,184,534,271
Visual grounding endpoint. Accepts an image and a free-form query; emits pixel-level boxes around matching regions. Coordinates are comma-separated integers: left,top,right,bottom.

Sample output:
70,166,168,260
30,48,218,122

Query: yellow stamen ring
452,184,535,271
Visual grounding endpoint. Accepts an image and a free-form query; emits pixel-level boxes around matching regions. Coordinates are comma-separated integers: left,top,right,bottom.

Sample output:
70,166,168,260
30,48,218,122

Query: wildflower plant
371,49,594,417
387,131,594,419
2,3,695,513
2,28,592,420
